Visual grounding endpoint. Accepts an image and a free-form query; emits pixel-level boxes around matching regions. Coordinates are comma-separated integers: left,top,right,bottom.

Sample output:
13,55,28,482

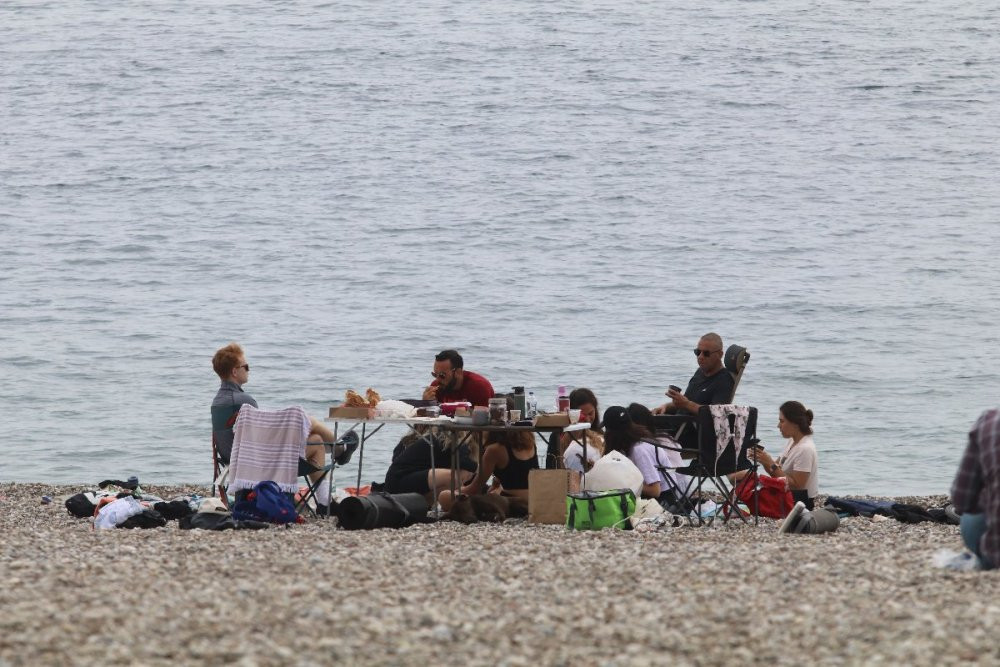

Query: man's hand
422,385,438,401
666,387,684,403
651,403,671,415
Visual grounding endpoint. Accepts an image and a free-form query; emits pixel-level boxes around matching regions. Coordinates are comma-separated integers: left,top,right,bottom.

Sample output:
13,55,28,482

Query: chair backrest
228,404,311,493
723,344,750,403
211,403,243,466
692,405,757,476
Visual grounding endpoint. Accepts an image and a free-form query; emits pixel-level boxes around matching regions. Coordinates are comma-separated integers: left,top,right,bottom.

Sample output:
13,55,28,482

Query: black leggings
792,489,815,511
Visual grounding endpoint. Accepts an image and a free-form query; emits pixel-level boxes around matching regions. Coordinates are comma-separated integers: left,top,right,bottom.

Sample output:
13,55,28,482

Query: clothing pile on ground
824,497,960,525
63,479,270,531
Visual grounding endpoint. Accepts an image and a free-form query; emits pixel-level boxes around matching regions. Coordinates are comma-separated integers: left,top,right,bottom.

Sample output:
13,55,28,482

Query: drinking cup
509,410,521,423
569,409,582,424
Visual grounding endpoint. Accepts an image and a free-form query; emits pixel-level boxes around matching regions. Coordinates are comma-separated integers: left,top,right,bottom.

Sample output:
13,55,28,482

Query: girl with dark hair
438,429,538,516
626,403,691,504
750,401,819,509
558,387,606,473
602,405,680,502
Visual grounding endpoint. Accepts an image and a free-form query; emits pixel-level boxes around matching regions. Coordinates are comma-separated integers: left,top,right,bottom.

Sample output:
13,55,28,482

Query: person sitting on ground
556,388,606,473
736,401,819,510
384,426,476,503
438,429,538,517
211,342,357,515
602,405,680,505
951,407,1000,570
421,349,495,407
627,402,691,508
652,332,734,416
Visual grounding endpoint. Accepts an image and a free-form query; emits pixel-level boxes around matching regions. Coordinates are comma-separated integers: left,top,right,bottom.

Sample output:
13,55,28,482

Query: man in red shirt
421,349,495,407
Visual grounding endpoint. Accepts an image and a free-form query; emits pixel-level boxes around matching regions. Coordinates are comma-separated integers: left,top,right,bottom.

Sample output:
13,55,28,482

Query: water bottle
526,392,538,419
557,385,570,413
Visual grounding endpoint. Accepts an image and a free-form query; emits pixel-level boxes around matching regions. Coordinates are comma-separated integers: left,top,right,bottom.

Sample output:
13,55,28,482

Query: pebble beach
1,482,997,667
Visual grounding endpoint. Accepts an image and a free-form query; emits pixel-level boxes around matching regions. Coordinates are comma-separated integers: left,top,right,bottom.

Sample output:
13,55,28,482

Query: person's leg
960,513,991,566
438,489,459,512
309,416,348,457
426,468,473,498
305,438,326,480
304,437,331,509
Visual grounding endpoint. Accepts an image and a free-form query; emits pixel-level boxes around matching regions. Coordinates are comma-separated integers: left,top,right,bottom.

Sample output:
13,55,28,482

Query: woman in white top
560,388,605,473
751,401,819,509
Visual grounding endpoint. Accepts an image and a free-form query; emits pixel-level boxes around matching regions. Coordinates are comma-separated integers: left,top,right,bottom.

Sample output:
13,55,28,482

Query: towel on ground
229,404,310,493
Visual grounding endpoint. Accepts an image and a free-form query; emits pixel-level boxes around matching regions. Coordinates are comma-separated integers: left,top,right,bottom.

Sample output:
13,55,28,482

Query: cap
602,405,630,430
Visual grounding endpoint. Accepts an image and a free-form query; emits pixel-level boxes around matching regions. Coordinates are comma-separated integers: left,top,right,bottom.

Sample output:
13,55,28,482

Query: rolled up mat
800,507,840,534
338,492,429,530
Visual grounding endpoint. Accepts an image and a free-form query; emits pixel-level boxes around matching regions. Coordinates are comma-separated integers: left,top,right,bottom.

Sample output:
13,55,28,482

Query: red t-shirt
433,370,495,407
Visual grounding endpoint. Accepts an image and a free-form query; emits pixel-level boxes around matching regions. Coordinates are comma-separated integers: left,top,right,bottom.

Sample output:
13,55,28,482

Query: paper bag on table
528,469,581,525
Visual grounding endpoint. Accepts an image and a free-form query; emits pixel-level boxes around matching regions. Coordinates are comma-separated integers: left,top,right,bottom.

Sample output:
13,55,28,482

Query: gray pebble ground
1,483,998,666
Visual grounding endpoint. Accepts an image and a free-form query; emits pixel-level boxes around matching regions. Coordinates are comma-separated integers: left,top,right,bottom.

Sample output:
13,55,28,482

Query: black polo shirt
683,368,735,410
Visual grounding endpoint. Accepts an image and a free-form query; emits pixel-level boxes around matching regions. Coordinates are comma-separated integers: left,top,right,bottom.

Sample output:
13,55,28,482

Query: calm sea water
2,0,998,495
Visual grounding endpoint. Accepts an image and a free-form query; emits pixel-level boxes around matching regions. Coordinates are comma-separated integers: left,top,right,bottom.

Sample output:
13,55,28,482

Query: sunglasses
431,371,449,379
239,364,250,371
693,349,719,357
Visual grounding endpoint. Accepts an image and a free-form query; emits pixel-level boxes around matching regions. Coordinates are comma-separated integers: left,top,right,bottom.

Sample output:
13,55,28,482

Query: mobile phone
668,385,682,393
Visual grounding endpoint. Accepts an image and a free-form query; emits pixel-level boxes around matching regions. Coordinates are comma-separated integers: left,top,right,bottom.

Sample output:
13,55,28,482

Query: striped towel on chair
229,404,310,493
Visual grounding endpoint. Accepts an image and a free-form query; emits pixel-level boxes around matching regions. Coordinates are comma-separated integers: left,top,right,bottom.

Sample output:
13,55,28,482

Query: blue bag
232,481,299,524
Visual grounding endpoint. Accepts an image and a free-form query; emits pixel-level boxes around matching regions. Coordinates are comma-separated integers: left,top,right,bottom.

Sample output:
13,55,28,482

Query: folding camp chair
211,403,337,518
656,344,750,448
653,405,757,526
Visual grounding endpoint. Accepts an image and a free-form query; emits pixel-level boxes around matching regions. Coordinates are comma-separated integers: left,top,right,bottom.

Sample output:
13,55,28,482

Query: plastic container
488,398,508,425
472,406,490,426
526,392,538,418
440,401,472,417
557,385,570,413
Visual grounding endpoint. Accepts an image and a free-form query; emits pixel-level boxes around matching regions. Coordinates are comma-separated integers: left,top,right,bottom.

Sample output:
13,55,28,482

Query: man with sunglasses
421,349,495,407
652,332,734,417
211,342,357,514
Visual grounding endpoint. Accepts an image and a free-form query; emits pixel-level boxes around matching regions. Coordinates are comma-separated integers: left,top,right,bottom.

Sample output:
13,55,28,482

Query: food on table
344,388,383,408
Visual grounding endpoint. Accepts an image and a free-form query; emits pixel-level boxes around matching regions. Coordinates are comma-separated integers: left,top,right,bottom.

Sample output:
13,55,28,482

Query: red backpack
732,471,794,519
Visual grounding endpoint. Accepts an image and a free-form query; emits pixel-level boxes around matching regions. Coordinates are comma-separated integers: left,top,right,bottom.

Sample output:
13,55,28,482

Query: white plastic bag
630,497,667,527
94,496,144,530
583,450,643,497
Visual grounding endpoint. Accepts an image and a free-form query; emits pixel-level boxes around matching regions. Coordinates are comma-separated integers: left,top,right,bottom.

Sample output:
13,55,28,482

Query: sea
2,0,998,496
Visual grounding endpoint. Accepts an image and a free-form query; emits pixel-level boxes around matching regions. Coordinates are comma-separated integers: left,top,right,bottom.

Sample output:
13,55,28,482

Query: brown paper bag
528,469,581,525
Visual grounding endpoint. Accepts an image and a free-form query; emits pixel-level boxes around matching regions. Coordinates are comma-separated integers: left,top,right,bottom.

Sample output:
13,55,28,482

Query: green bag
565,489,636,531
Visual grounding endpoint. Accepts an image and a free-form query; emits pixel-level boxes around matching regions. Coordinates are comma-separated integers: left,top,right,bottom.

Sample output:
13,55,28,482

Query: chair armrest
651,414,695,434
649,440,699,465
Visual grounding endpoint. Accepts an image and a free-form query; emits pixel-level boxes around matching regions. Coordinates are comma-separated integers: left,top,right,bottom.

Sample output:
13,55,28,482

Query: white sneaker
779,501,806,534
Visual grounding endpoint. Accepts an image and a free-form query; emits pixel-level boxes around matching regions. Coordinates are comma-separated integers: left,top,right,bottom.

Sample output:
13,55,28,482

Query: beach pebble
0,483,988,666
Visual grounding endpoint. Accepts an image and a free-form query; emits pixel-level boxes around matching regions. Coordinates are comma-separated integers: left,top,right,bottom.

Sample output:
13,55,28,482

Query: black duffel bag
338,492,431,530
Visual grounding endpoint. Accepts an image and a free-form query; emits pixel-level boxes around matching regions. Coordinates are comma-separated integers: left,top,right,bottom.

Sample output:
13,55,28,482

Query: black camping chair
653,405,758,526
655,344,750,450
211,404,337,518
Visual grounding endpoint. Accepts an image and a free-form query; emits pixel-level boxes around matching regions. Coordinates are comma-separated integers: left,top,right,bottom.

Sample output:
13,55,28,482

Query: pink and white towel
229,404,310,493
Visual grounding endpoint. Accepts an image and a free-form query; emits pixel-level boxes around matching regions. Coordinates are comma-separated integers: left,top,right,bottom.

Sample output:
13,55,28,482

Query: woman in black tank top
438,430,538,515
